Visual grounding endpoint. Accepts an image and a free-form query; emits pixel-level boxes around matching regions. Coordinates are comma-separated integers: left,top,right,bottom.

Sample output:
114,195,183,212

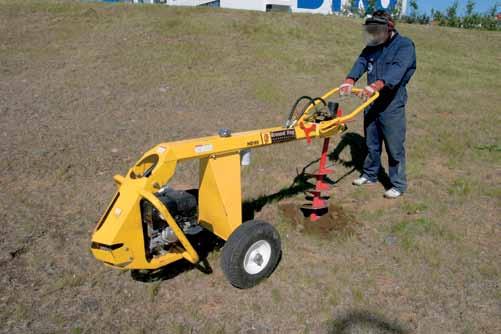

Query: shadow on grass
330,132,392,188
243,132,371,221
130,229,224,283
328,132,366,182
328,310,410,334
242,159,318,221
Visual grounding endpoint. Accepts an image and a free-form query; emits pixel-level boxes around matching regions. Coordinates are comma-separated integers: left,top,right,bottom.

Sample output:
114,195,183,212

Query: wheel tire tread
221,220,281,289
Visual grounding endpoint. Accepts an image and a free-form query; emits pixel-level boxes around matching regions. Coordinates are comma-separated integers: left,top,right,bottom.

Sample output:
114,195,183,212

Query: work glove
359,80,385,101
339,78,355,96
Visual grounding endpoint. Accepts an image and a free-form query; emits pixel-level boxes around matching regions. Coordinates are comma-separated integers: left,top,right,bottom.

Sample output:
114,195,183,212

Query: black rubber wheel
221,220,281,289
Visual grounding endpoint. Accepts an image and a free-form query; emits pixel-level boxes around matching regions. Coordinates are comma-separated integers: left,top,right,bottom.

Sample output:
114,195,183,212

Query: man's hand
359,80,385,101
339,78,355,96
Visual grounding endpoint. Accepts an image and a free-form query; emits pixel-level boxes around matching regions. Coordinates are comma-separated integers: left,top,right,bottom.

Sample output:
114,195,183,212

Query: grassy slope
0,1,500,333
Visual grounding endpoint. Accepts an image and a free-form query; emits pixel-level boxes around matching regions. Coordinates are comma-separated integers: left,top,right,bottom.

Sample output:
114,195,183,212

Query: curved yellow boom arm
90,88,378,270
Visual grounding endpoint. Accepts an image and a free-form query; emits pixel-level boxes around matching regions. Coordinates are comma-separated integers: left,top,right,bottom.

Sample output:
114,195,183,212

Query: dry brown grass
0,1,500,333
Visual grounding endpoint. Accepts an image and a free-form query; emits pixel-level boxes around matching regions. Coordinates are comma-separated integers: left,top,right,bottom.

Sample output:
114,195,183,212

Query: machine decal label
270,129,296,143
195,144,213,153
263,133,271,144
247,140,259,147
156,146,167,154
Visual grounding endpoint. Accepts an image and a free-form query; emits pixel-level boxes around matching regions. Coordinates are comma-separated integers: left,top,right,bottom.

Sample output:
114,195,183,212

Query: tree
406,1,499,31
487,3,498,17
356,0,368,17
482,3,499,30
431,8,445,25
392,0,403,18
463,0,477,29
341,1,353,16
445,1,460,27
409,0,418,18
465,0,475,17
366,0,377,15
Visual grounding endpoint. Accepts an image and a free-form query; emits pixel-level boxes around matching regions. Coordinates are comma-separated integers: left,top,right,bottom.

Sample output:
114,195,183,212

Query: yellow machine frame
91,88,378,270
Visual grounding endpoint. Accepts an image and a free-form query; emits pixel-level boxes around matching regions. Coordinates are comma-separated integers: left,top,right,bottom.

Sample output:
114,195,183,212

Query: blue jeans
362,105,407,192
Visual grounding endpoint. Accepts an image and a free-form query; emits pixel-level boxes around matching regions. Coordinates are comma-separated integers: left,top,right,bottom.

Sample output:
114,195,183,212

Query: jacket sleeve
381,39,416,89
346,52,368,81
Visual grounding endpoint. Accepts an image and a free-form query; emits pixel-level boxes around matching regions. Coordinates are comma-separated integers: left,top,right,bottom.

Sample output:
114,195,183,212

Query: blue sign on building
98,0,403,15
299,0,398,11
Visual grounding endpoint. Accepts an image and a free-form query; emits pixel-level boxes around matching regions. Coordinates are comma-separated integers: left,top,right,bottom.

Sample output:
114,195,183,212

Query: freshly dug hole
278,202,360,239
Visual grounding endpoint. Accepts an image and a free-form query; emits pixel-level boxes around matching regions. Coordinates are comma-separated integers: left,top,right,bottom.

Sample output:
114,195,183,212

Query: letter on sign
297,0,324,10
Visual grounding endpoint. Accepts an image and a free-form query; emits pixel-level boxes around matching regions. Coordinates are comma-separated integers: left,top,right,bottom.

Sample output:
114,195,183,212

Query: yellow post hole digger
90,87,378,288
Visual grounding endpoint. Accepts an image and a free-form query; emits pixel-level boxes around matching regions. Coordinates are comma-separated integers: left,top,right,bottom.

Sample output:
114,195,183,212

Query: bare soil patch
279,202,360,239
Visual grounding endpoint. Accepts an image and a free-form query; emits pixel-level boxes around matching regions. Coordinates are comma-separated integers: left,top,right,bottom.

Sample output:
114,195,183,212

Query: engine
140,187,201,259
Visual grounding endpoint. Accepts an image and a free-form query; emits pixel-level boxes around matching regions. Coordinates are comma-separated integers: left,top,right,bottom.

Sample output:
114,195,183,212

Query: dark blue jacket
347,31,416,112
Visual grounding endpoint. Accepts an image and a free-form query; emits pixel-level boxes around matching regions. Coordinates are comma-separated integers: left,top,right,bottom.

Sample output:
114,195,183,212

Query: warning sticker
194,144,213,154
270,129,296,143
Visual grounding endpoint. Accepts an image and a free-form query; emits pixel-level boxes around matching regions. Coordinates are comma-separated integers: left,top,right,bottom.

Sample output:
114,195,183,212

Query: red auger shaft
309,137,332,221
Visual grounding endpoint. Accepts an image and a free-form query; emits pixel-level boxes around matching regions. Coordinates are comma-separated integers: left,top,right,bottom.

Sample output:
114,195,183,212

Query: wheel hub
243,240,272,275
253,253,263,266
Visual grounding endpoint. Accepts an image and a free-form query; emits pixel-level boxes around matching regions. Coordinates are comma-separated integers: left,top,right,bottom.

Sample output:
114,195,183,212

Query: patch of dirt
279,202,360,239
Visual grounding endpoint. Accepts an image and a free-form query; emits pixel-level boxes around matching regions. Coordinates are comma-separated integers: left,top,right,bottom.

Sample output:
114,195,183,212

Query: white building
134,1,407,16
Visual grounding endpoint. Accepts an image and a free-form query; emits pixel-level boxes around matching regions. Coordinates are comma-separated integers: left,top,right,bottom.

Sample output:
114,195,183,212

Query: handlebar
298,87,379,127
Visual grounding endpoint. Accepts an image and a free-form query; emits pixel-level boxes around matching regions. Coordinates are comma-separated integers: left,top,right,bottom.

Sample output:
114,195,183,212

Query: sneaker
384,188,402,199
352,176,375,186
